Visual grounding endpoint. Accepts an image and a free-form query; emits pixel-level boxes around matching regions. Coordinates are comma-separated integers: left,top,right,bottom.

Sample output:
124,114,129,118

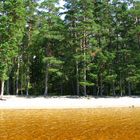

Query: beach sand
0,96,140,109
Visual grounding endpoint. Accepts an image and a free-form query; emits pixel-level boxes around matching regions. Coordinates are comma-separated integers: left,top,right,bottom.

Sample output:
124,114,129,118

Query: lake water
0,108,140,140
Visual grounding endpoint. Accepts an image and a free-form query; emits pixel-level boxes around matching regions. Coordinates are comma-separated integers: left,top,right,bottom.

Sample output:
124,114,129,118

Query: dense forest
0,0,140,97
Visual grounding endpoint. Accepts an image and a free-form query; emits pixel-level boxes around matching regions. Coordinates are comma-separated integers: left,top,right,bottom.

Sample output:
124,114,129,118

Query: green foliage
80,82,94,87
0,0,26,81
1,0,140,96
105,74,117,83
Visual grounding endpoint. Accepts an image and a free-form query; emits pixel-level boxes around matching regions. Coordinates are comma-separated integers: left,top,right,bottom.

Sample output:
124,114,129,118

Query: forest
0,0,140,97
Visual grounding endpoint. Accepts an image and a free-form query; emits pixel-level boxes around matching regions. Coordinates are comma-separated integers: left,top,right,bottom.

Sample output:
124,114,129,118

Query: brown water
0,108,140,140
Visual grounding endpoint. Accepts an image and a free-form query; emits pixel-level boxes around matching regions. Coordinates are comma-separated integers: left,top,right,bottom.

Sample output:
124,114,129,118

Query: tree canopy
0,0,140,97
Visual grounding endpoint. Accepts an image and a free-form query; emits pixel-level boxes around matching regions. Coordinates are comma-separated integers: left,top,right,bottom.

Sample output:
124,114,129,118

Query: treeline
0,0,140,97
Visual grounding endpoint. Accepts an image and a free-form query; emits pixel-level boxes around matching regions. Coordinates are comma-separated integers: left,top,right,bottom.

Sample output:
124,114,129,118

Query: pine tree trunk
60,83,63,95
80,36,87,96
16,57,20,95
26,66,29,96
120,74,123,96
44,41,49,96
75,28,79,96
20,76,23,95
26,75,29,96
26,15,32,96
44,64,48,96
83,66,87,96
16,78,19,95
0,80,5,99
100,74,103,96
83,28,87,96
112,82,116,96
97,77,99,96
26,80,29,96
97,86,99,96
13,78,15,95
76,60,80,96
20,61,23,95
128,82,131,96
6,79,10,95
26,55,30,96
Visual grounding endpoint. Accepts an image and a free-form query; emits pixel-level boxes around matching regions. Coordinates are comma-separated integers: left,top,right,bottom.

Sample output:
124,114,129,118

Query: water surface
0,108,140,140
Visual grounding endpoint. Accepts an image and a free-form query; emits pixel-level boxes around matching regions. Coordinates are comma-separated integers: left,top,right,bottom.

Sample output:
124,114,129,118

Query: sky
39,0,65,6
59,0,66,19
59,0,65,7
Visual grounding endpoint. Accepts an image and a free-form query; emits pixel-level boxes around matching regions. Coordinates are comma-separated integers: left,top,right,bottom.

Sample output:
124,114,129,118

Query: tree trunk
26,66,29,96
26,80,29,96
128,82,131,96
83,28,87,96
120,74,123,96
97,86,99,96
76,60,80,96
25,14,32,96
112,82,116,96
6,79,10,95
0,80,5,99
20,76,23,95
26,75,29,96
20,60,23,95
16,79,18,95
60,83,63,95
44,64,48,96
97,77,99,96
26,55,30,96
100,74,103,96
83,66,87,96
16,57,20,95
13,78,15,95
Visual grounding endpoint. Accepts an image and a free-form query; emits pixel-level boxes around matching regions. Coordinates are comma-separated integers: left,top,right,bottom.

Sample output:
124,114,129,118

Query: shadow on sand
12,95,140,99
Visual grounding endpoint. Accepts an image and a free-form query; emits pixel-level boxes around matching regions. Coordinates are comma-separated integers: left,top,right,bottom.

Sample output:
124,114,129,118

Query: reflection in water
0,108,140,140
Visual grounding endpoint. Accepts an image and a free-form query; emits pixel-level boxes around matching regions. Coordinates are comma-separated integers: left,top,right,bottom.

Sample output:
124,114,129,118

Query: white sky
39,0,65,6
38,0,65,19
59,0,65,19
59,0,65,7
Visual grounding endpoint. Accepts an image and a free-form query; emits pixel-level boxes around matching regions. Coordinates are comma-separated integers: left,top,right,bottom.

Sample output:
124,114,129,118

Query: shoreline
0,95,140,109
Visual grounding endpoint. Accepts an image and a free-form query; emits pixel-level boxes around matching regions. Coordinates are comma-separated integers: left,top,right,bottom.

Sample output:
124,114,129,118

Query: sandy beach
0,96,140,109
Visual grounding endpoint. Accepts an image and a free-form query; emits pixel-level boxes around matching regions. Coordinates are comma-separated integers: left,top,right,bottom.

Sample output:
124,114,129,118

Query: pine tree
0,0,26,98
35,0,64,96
64,0,99,96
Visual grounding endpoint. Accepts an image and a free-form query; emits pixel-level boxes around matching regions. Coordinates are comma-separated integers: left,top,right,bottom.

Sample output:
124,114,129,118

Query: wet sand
0,96,140,139
0,108,140,140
